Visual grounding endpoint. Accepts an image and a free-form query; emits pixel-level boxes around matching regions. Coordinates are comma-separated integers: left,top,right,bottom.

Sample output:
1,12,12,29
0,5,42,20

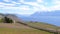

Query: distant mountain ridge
0,10,60,26
17,10,60,26
31,10,60,17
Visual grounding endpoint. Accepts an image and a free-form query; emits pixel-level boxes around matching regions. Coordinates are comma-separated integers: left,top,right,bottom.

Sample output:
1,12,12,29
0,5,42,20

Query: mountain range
17,10,60,26
0,10,60,26
31,10,60,16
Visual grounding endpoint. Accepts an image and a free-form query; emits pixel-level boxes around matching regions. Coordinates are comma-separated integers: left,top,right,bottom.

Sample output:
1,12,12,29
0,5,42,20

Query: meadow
0,23,53,34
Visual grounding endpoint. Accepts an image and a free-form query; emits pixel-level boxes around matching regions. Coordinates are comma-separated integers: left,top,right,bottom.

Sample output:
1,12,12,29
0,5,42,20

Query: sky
0,0,60,15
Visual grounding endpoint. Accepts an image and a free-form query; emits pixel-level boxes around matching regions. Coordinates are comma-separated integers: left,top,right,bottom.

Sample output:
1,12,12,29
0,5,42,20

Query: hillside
0,23,53,34
0,13,22,23
0,13,60,34
26,22,60,30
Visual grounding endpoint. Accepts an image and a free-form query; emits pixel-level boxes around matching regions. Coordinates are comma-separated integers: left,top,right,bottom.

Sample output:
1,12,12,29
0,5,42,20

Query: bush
4,17,13,23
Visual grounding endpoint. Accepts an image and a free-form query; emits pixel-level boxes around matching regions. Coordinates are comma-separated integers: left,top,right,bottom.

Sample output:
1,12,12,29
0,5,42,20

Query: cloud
0,0,41,15
0,2,15,7
49,5,60,10
22,0,47,11
24,0,37,2
0,2,34,15
47,0,60,11
20,0,24,3
20,6,30,11
37,0,43,3
52,0,60,4
0,2,5,7
4,0,12,2
0,0,60,15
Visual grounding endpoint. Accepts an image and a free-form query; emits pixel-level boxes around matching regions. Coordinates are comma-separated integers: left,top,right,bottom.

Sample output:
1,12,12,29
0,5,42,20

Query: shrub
4,17,13,23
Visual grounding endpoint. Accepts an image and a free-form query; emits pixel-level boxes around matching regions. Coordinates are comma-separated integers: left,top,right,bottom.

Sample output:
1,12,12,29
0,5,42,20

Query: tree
4,16,13,23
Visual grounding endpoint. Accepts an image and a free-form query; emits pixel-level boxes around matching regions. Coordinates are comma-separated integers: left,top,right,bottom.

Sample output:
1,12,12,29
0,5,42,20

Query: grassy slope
26,22,60,30
0,23,53,34
0,28,53,34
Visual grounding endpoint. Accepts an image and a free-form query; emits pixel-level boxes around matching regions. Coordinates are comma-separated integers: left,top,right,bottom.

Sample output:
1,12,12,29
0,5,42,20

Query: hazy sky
0,0,60,15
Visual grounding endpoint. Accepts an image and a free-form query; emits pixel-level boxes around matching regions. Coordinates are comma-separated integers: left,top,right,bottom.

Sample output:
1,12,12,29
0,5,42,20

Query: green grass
26,22,59,30
0,28,53,34
0,23,53,34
